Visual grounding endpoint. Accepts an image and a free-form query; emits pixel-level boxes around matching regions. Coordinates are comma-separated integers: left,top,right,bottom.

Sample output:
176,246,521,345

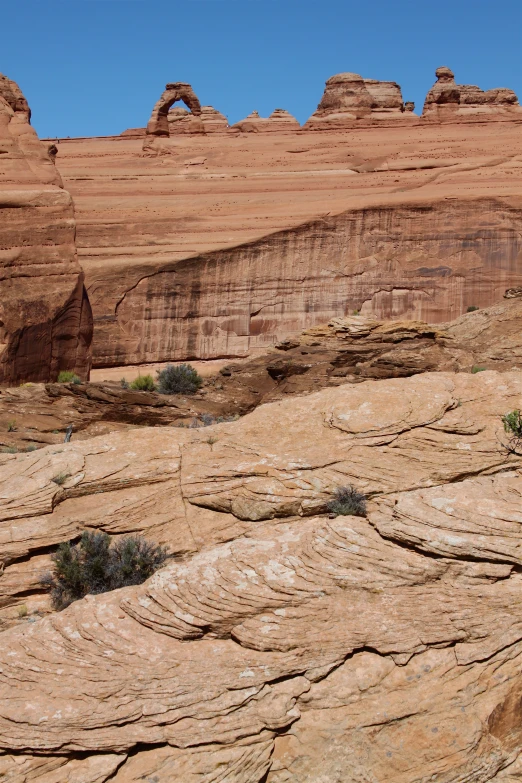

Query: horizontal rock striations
1,371,522,778
423,66,522,120
0,74,92,384
304,72,416,129
91,199,522,366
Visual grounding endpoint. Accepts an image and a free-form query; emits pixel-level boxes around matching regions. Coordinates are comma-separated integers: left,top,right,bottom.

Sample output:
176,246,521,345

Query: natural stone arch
146,82,202,137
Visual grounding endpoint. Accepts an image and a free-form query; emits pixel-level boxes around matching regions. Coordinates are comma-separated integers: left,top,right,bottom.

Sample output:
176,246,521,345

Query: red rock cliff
0,74,92,383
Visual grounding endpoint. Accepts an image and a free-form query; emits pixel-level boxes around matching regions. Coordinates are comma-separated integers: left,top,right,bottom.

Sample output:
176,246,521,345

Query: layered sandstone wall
0,74,92,384
89,199,522,366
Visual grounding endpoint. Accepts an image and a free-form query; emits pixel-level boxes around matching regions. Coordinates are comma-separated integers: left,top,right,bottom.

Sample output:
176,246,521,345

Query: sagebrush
42,531,169,609
501,409,522,455
157,363,203,395
327,485,367,517
130,374,156,391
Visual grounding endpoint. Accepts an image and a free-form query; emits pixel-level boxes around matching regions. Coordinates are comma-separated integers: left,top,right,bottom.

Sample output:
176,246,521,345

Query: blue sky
2,0,521,138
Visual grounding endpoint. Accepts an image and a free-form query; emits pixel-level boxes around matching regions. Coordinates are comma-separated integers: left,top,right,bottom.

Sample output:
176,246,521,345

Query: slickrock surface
54,107,522,368
423,66,522,121
1,370,522,780
0,74,92,383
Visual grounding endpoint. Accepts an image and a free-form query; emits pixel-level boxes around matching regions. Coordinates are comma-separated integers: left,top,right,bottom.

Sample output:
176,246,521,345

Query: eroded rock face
0,74,92,384
1,371,522,780
304,72,414,128
92,199,522,365
423,66,522,120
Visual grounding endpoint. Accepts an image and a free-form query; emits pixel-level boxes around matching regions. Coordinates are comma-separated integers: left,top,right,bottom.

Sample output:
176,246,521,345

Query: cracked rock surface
1,371,522,780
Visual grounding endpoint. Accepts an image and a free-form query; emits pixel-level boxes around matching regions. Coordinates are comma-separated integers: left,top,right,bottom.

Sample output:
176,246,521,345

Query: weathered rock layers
423,66,522,120
93,199,522,366
1,371,522,779
0,74,92,383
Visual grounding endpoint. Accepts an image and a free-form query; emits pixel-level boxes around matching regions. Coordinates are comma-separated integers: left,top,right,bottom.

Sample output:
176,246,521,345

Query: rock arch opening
146,82,202,137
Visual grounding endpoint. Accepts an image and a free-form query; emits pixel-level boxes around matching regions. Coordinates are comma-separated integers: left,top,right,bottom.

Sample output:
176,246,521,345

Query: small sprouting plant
57,370,81,383
41,531,169,609
7,420,16,432
206,435,219,449
327,485,367,517
156,363,203,395
467,305,479,313
120,377,130,389
501,409,522,455
130,374,156,392
471,365,486,374
51,471,70,486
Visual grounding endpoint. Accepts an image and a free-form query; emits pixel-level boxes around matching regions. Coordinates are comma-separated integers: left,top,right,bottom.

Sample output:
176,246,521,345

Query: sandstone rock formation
3,297,522,458
55,89,522,368
423,66,522,120
304,72,415,128
1,370,522,780
145,81,202,137
233,109,300,132
168,104,229,133
0,74,92,384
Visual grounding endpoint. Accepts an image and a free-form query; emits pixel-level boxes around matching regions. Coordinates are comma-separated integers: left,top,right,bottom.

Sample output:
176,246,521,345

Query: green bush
327,485,367,517
42,531,169,609
157,363,203,395
130,374,156,392
471,365,486,374
57,371,81,384
466,305,479,313
501,409,522,455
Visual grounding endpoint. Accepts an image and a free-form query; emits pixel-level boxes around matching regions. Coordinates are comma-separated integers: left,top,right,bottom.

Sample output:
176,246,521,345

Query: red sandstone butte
0,73,92,384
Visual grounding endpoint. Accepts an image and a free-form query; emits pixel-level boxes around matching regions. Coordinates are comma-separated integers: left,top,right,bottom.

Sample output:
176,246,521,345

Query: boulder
0,73,92,384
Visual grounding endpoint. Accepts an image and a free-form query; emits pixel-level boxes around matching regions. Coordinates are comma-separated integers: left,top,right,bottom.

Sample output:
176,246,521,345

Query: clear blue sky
2,0,521,138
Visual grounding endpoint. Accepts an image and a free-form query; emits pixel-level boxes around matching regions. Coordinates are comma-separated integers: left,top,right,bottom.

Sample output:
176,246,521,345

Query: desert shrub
327,485,367,517
120,377,130,389
156,363,203,395
471,365,486,374
130,374,156,392
24,444,38,452
1,446,18,454
467,305,479,313
42,531,169,609
57,370,81,383
7,419,16,432
501,409,522,455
